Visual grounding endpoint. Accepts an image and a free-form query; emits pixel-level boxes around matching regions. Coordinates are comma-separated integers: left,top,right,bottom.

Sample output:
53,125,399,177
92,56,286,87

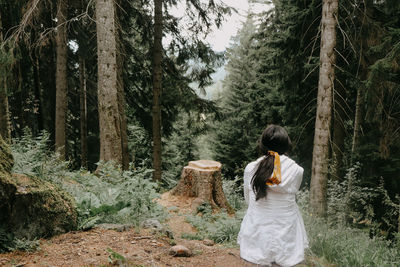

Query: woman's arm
243,165,252,205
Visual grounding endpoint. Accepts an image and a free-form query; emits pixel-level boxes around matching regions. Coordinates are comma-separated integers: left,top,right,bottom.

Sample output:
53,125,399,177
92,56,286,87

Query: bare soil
0,192,311,267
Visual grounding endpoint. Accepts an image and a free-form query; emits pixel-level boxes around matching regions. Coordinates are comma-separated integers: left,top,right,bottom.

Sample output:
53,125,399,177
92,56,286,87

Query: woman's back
238,155,308,267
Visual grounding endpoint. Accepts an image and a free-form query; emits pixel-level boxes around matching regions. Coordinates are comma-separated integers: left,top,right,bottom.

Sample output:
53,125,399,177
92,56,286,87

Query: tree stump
171,160,233,214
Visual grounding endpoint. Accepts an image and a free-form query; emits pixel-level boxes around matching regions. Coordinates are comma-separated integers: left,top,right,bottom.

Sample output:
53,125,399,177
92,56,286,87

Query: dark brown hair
251,125,292,200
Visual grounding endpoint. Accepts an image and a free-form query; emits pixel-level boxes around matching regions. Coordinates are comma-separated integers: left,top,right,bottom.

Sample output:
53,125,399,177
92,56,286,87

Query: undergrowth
0,229,39,253
67,163,167,229
183,171,400,266
7,130,400,266
182,177,246,245
298,188,400,266
10,131,167,231
184,202,244,246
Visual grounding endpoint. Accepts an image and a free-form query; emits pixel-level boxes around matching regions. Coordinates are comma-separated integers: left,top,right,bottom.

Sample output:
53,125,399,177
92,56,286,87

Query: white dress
237,155,308,267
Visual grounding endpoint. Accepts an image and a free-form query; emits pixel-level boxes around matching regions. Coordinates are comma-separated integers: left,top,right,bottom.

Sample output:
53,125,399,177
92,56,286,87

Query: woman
237,125,308,267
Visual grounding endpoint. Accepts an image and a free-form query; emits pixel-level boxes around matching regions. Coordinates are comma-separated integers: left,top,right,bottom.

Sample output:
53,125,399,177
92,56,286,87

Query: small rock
203,239,214,246
164,229,174,239
141,219,174,239
169,245,192,257
140,219,163,230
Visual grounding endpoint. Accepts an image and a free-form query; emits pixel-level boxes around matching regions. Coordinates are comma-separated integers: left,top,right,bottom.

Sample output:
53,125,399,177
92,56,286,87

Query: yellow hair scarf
266,151,281,186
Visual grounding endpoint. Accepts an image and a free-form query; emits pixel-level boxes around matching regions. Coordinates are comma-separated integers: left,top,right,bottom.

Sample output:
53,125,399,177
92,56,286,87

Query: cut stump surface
171,160,233,214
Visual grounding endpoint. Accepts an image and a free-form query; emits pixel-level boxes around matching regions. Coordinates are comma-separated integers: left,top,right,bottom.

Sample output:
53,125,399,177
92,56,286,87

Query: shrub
11,129,69,181
62,162,167,229
10,131,167,230
184,202,244,245
299,189,400,266
0,228,39,253
222,176,246,211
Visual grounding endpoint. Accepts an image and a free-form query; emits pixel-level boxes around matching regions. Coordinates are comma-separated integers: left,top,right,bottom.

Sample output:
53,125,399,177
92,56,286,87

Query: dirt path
0,192,313,267
0,192,258,267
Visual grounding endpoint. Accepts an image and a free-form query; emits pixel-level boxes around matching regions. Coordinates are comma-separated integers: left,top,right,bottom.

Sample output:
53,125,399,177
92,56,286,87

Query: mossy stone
0,135,77,239
6,173,78,239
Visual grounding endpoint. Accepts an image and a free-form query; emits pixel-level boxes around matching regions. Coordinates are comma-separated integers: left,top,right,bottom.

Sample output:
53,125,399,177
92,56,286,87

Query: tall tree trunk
352,0,374,155
79,57,88,168
33,51,43,133
0,13,11,142
332,82,345,180
16,62,25,136
0,81,11,143
352,86,363,153
152,0,163,181
55,0,68,159
96,0,128,168
115,2,129,170
310,0,338,217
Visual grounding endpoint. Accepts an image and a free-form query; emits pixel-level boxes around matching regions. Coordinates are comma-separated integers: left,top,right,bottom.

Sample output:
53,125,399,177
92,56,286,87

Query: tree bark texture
96,0,128,168
171,160,233,214
352,86,363,153
310,0,338,217
152,0,163,181
32,51,43,133
41,40,57,143
55,0,68,160
0,13,11,142
332,82,346,180
79,57,88,168
352,0,376,155
115,4,130,170
0,82,11,143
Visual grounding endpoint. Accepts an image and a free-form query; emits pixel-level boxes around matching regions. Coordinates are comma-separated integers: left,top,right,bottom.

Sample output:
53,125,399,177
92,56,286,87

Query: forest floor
0,192,317,267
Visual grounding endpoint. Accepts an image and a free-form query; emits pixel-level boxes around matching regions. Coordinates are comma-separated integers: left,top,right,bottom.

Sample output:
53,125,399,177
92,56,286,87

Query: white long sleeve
243,165,252,205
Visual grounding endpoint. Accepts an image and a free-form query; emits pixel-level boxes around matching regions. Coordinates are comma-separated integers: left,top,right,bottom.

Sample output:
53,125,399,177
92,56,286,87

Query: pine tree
96,0,129,169
213,14,260,177
0,11,11,142
152,0,163,181
310,0,338,217
55,0,68,159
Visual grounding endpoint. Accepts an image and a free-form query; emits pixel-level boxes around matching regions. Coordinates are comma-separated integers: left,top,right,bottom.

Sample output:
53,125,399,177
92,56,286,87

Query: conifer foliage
213,14,260,177
212,0,399,234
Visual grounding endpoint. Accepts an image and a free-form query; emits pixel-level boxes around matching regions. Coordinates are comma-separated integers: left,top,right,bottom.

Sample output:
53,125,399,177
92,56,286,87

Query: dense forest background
1,0,400,259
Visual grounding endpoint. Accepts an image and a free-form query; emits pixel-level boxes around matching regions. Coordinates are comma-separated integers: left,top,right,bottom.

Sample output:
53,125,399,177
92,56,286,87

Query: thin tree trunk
0,81,11,143
0,13,11,142
332,82,345,180
352,86,362,153
310,0,338,217
79,57,88,168
152,0,163,181
55,0,68,159
33,51,44,133
352,0,374,154
16,62,24,136
96,0,127,168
